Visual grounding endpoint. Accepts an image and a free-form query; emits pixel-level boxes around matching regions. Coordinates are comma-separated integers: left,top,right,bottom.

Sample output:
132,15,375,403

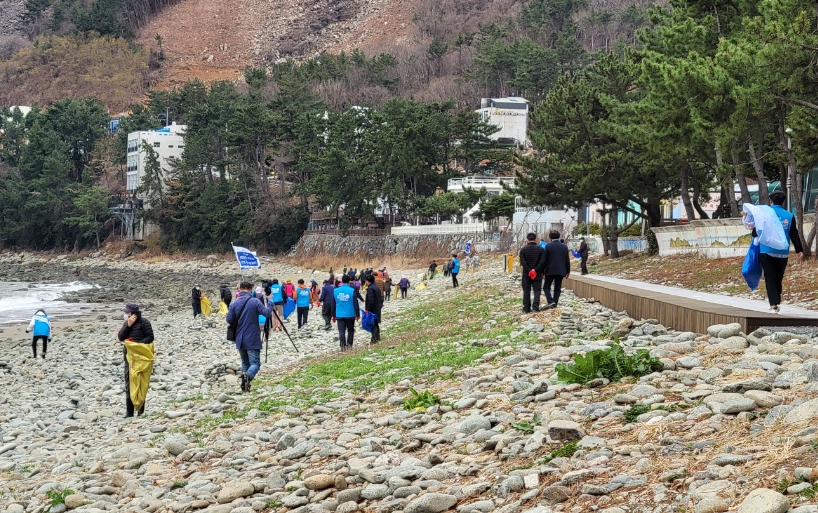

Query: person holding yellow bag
117,304,154,418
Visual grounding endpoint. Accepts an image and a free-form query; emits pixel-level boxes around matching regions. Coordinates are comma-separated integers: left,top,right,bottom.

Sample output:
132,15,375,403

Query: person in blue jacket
26,309,51,359
450,253,461,288
295,279,312,328
269,279,284,331
332,274,361,351
226,282,273,393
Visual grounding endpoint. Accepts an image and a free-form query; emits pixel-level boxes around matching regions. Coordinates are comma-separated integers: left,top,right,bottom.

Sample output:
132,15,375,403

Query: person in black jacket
519,232,546,313
364,274,383,343
542,230,571,308
220,284,232,308
117,303,154,418
579,237,590,275
191,285,202,318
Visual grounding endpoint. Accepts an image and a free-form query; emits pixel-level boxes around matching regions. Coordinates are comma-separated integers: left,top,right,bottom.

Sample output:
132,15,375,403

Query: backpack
446,261,454,271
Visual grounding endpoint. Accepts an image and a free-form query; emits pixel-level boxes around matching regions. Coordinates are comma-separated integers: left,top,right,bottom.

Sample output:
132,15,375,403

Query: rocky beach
2,252,818,513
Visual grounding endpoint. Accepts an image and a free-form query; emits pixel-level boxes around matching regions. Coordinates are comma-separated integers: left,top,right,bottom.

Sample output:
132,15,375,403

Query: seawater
0,281,98,324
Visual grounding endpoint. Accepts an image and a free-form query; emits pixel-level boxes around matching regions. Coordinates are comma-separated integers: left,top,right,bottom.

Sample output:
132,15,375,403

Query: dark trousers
297,306,309,328
400,287,407,299
32,335,48,357
337,317,355,350
451,272,459,288
760,254,789,306
543,275,564,306
321,303,333,328
123,347,144,417
521,274,542,312
192,300,201,318
581,255,589,274
385,289,391,301
371,318,381,343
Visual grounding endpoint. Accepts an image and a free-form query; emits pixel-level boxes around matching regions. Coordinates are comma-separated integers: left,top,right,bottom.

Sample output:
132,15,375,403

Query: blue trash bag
361,309,376,333
283,297,296,319
742,239,762,291
571,249,580,259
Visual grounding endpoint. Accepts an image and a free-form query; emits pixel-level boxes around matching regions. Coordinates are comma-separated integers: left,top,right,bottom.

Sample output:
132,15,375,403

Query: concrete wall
651,216,815,258
292,233,495,260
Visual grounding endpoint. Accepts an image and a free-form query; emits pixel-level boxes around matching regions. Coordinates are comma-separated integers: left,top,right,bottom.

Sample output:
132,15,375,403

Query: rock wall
292,233,498,259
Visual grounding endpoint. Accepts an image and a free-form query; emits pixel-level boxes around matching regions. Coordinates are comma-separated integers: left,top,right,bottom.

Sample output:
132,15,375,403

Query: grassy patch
624,404,652,423
254,285,519,412
46,488,75,506
404,388,442,410
540,441,579,463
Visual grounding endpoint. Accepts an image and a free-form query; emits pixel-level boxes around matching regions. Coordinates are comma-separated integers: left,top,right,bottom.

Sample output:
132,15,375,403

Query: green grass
624,404,652,423
540,441,579,463
46,488,75,506
253,286,518,412
404,388,442,410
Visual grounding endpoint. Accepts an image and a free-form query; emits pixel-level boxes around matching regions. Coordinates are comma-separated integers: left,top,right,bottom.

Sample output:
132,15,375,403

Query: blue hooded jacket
451,257,461,273
28,310,51,337
226,292,273,350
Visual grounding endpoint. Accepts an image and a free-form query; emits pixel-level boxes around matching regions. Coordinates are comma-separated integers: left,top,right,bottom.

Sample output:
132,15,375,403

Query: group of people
519,230,574,313
429,252,477,288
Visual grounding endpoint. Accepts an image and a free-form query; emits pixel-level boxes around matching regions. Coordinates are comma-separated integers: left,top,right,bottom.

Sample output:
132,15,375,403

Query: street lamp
785,127,793,211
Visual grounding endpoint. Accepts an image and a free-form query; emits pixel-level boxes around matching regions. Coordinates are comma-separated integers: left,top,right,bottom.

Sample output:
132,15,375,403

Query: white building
475,97,529,147
126,122,186,196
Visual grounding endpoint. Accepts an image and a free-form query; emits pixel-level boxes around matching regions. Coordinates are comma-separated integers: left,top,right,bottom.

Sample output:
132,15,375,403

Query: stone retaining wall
292,233,499,259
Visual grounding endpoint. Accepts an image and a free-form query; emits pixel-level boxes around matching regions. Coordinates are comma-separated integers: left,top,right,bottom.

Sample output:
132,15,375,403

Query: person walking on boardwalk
295,279,311,328
364,274,383,343
743,191,804,313
542,230,571,308
191,285,202,318
26,309,51,359
332,274,360,351
450,253,461,288
579,237,590,275
117,304,154,417
227,282,273,393
519,232,546,313
318,279,335,330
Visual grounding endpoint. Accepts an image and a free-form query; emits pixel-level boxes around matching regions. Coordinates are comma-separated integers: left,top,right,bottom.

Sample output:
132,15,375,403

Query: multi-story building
475,97,530,147
125,122,186,196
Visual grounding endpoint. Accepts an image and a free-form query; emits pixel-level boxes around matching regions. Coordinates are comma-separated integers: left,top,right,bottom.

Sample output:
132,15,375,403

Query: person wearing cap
269,279,284,331
227,282,274,393
191,285,202,318
318,279,335,330
332,274,360,351
283,279,295,301
117,304,154,417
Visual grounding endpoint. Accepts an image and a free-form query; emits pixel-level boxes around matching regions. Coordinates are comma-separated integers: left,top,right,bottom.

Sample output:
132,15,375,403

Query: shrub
555,342,662,385
403,388,441,410
46,488,75,506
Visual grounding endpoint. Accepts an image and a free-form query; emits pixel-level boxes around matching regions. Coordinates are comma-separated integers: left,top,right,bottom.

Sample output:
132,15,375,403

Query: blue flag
464,239,472,255
232,245,261,270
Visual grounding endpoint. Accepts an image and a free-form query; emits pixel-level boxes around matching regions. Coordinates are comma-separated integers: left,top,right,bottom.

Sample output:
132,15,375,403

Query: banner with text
232,245,261,270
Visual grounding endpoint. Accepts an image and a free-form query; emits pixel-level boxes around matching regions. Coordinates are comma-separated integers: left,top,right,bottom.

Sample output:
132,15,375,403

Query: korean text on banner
232,245,261,270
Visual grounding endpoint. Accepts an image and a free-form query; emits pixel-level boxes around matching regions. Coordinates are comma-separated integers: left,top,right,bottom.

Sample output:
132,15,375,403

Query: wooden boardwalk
566,275,818,334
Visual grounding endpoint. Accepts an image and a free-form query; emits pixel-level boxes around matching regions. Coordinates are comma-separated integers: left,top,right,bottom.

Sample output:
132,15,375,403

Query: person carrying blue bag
742,191,804,313
364,274,383,343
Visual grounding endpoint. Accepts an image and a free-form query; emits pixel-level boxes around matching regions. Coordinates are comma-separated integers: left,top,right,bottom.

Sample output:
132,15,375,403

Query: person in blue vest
26,309,51,359
450,253,461,288
332,274,361,351
226,282,273,393
745,191,804,313
295,279,312,328
269,279,284,331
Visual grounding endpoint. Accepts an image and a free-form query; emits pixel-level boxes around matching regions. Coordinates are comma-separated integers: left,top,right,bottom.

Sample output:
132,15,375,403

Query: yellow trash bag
416,283,427,290
218,300,228,316
201,296,212,317
125,341,154,412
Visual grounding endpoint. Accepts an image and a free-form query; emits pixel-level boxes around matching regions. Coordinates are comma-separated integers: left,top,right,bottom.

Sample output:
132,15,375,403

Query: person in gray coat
542,230,571,308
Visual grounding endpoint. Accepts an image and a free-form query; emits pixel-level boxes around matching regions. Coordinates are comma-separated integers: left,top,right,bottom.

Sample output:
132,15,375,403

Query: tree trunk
608,208,620,259
600,210,610,256
748,138,769,204
804,196,818,259
779,119,807,251
690,179,711,219
731,145,751,205
679,167,697,220
715,143,739,217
